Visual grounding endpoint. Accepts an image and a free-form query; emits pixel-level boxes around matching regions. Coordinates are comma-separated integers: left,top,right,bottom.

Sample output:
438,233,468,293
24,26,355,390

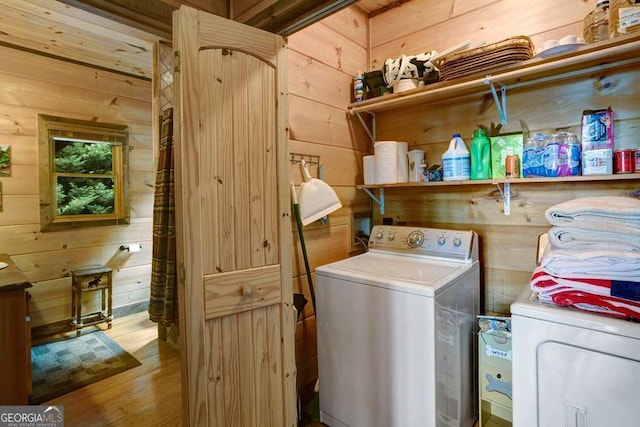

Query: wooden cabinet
0,254,32,405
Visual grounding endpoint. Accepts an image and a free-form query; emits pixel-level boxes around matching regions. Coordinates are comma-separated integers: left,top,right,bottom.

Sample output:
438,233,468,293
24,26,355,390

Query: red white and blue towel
532,196,640,319
530,266,640,319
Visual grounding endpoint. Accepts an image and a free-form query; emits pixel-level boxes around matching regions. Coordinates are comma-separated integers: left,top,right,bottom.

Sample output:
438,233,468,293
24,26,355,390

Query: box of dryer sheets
490,133,523,178
581,107,614,175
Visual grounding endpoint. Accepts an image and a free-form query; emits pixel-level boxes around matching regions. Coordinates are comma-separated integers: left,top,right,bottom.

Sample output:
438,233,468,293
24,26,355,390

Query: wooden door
173,6,295,426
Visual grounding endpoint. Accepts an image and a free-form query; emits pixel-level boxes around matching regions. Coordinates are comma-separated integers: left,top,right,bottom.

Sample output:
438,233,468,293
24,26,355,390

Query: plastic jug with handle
470,128,492,180
442,134,470,181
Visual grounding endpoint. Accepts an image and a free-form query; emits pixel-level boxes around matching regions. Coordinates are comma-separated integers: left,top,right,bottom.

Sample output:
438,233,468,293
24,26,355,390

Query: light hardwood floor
37,313,480,426
40,312,183,426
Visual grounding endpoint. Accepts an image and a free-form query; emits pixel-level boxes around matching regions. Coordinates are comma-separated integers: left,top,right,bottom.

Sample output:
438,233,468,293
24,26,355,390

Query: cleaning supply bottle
470,128,491,180
353,71,364,102
442,134,470,181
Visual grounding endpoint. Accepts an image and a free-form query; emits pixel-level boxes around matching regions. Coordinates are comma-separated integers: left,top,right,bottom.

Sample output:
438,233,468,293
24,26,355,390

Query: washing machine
315,225,480,427
511,286,640,427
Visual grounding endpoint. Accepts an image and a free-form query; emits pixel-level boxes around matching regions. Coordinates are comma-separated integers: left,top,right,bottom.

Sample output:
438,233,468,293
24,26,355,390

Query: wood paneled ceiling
0,0,159,78
0,0,398,79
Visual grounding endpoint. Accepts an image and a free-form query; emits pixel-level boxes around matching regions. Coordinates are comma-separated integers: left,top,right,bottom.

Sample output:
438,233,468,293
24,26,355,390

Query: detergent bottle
470,128,491,180
442,134,470,181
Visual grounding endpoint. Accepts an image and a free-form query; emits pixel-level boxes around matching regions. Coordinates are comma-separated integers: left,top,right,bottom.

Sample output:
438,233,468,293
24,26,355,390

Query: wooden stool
71,266,113,336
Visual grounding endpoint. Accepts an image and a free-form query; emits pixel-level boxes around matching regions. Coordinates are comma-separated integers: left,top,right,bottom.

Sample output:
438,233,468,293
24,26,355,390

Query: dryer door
537,341,640,426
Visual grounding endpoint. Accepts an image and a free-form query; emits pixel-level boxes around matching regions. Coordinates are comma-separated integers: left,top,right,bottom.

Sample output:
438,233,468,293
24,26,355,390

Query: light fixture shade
297,159,342,226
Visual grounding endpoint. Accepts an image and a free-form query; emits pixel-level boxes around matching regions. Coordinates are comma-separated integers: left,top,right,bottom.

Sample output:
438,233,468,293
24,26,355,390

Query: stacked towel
545,196,640,252
532,196,640,319
540,245,640,281
547,226,640,253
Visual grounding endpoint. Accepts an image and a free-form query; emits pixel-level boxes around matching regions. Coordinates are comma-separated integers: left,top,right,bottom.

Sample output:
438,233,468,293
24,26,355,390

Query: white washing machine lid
315,251,476,297
511,286,640,340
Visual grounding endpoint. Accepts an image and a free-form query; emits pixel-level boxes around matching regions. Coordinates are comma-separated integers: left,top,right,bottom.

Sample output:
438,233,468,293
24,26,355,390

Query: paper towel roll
374,141,397,184
396,142,408,183
363,155,376,185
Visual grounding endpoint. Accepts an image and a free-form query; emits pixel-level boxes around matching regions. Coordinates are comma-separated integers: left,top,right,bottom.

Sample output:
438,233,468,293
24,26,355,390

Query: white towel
545,196,640,228
540,244,640,281
547,226,640,253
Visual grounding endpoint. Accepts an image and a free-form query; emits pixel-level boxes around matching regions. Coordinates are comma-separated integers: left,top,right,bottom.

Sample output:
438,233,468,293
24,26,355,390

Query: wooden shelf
347,33,640,116
357,173,640,190
359,174,640,216
353,34,640,215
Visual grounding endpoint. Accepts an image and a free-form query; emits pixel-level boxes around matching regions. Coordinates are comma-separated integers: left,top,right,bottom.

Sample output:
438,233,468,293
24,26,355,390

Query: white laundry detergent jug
442,134,470,181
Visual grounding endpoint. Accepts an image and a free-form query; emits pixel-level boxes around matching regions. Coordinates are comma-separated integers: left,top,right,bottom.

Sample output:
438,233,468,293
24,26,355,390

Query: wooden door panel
206,306,285,426
204,265,281,319
200,48,278,275
174,6,295,426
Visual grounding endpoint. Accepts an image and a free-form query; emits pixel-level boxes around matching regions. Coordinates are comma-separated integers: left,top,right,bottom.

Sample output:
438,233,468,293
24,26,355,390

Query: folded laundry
545,196,640,228
531,267,640,319
538,289,640,319
540,244,640,281
531,266,640,302
547,225,640,253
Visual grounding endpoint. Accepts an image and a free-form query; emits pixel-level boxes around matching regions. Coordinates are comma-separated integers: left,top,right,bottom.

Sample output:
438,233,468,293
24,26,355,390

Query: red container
614,149,633,174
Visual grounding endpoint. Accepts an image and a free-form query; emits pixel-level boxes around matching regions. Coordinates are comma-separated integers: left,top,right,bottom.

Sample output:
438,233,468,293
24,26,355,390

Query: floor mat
30,330,141,404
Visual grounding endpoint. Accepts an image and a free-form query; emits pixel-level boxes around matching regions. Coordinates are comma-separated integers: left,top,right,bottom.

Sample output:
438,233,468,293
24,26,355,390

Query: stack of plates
436,36,534,81
534,35,586,58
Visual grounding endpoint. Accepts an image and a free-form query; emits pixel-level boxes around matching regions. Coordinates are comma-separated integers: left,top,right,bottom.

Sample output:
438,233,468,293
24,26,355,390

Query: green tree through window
54,141,115,216
38,115,129,230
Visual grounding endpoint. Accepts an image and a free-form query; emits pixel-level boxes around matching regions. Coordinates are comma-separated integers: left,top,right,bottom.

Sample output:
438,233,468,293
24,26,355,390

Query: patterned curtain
149,108,178,326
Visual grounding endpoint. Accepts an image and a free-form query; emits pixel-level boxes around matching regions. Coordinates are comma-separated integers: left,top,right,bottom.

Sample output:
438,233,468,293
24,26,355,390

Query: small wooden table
71,266,113,336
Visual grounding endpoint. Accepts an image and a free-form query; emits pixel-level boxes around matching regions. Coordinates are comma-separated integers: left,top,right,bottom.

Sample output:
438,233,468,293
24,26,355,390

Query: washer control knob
375,231,384,240
387,232,396,241
407,231,424,248
437,236,447,246
453,237,462,247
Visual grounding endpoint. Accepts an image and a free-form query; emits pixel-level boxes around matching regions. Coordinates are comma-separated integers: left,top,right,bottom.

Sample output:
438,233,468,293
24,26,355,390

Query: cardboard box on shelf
581,108,614,176
581,107,614,151
490,134,523,179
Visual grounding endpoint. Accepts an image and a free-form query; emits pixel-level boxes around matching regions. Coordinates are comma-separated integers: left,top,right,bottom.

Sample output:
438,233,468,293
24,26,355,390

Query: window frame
38,115,130,231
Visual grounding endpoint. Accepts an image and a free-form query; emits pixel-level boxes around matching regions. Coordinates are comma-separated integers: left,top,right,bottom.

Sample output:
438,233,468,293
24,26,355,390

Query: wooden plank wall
0,45,154,329
286,5,370,397
369,0,640,313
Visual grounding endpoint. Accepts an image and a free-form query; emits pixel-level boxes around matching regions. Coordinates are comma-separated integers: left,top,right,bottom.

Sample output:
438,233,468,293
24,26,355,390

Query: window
38,115,129,230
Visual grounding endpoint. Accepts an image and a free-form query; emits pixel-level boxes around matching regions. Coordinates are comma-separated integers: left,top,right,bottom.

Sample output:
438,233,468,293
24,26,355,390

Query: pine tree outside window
39,115,130,230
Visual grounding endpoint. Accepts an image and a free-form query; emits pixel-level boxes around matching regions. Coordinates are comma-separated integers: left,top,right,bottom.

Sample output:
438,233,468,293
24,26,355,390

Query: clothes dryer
511,287,640,426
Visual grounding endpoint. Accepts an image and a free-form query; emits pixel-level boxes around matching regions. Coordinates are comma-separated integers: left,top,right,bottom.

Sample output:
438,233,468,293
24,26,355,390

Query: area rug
30,331,141,404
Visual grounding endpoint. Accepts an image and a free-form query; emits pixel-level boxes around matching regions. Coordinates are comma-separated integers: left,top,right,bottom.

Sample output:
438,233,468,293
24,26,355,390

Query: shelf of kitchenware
350,33,640,216
348,33,640,121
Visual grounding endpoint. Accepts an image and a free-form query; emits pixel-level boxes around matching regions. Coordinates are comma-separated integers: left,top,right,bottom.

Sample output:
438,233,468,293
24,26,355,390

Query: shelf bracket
484,75,507,125
496,182,511,216
362,187,384,215
355,111,376,143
